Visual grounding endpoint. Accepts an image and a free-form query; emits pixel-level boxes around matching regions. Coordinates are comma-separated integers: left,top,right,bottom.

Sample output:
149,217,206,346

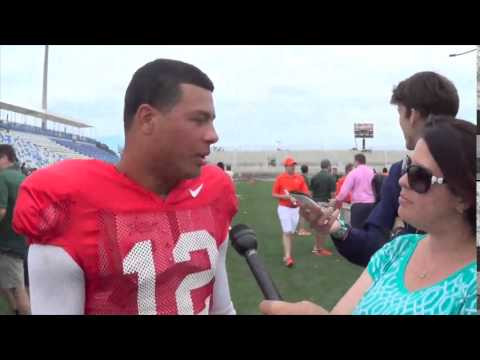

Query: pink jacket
336,164,375,204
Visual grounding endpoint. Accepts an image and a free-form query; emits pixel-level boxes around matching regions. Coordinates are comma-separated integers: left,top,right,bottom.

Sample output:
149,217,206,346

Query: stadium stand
0,120,119,168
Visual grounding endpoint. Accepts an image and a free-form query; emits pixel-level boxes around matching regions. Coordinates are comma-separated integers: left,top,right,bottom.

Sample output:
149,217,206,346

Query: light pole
0,45,2,101
42,45,49,129
449,47,477,57
449,46,479,126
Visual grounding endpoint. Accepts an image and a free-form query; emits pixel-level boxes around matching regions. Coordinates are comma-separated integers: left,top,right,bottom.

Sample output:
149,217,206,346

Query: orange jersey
272,172,309,207
336,175,352,203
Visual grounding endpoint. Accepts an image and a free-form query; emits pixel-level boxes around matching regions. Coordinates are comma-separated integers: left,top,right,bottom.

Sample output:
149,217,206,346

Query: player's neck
116,153,177,197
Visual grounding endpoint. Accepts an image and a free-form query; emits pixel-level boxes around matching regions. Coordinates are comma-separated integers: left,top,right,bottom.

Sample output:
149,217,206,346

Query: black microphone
229,224,283,300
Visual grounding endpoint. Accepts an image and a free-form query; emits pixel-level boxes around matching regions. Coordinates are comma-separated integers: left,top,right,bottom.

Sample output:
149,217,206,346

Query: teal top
352,234,477,315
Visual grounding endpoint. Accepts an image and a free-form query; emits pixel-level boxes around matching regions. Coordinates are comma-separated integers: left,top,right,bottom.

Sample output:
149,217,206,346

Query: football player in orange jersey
272,157,310,267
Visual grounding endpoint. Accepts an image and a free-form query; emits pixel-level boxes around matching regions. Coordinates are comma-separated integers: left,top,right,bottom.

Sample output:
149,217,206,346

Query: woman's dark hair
422,115,476,235
123,59,214,132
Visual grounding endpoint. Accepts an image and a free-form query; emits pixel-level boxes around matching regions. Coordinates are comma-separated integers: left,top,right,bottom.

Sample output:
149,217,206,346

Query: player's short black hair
354,153,366,164
0,144,17,163
300,164,308,174
123,59,214,132
390,71,458,119
320,159,331,169
217,162,225,170
382,167,388,173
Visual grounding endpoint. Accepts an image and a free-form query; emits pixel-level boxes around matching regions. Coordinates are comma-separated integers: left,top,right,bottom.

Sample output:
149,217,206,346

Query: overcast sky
0,45,476,152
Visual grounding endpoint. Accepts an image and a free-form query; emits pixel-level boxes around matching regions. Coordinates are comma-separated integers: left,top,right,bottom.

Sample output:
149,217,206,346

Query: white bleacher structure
0,128,89,168
0,101,119,169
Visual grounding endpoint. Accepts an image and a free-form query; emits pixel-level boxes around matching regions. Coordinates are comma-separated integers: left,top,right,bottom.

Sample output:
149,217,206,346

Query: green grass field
0,180,363,315
0,296,8,314
228,180,363,314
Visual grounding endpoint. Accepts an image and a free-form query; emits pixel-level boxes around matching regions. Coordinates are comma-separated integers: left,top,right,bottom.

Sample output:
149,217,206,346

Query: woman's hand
299,203,340,235
260,300,329,315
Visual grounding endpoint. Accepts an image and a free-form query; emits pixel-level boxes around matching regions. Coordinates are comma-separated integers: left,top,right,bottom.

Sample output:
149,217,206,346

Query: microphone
229,224,283,300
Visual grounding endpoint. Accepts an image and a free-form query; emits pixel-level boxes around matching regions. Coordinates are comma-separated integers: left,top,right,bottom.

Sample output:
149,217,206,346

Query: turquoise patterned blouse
352,234,477,315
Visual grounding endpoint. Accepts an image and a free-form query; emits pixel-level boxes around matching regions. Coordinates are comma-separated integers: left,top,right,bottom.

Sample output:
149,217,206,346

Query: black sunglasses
402,157,447,194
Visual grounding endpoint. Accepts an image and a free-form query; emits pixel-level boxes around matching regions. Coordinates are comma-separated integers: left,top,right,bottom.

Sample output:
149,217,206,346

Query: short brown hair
390,71,459,119
354,153,366,165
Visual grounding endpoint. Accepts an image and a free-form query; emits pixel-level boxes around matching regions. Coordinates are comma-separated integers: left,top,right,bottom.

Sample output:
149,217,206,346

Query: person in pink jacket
335,153,375,229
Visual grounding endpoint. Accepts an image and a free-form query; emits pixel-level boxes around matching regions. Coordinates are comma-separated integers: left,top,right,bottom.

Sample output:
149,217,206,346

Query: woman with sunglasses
260,116,476,315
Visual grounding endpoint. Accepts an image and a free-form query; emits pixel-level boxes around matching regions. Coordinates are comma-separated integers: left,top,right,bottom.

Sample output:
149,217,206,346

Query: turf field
0,179,363,315
0,296,8,314
227,180,363,314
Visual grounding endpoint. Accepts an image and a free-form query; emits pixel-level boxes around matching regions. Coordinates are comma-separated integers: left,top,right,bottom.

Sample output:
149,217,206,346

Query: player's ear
135,104,157,136
409,108,423,127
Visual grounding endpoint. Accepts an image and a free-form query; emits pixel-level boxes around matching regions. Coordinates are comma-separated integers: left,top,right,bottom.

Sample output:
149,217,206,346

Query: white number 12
122,230,218,315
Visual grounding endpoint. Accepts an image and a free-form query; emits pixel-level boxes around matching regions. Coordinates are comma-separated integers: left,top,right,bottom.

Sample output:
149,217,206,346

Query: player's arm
28,244,85,314
209,239,236,315
336,171,354,204
272,194,290,200
271,179,290,201
300,177,311,197
329,177,336,202
0,177,8,221
309,176,317,197
335,178,341,196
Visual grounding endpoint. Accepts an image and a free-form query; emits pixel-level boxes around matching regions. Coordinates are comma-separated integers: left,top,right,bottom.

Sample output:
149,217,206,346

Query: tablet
288,191,321,208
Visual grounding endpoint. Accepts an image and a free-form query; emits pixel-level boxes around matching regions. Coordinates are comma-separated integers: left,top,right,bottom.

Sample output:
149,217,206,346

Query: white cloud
0,45,476,151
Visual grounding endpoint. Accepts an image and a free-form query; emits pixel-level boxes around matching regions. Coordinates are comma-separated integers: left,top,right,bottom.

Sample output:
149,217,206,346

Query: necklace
416,235,474,279
416,238,433,279
418,270,428,279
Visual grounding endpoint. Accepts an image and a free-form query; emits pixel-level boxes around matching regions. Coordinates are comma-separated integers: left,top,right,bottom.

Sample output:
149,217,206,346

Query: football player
13,59,238,315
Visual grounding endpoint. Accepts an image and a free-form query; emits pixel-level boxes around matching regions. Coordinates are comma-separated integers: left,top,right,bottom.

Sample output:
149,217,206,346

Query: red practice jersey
13,160,238,315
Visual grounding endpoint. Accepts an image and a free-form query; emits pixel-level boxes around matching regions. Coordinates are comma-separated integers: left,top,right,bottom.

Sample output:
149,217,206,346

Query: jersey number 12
122,230,218,315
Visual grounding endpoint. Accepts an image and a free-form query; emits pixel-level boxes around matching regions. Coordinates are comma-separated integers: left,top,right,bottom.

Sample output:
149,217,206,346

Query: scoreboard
354,123,374,138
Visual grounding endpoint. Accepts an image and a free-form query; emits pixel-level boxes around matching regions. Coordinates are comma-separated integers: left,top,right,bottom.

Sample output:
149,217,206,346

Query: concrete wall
207,149,409,177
